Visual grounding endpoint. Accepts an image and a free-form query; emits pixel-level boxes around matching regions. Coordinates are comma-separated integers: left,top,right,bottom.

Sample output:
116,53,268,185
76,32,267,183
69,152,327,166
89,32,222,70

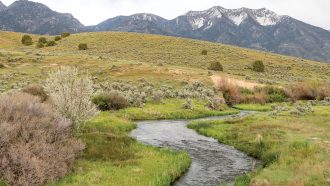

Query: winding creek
130,111,258,186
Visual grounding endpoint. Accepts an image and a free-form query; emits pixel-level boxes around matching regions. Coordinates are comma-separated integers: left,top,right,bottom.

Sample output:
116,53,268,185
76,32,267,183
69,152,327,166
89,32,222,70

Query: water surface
130,111,256,186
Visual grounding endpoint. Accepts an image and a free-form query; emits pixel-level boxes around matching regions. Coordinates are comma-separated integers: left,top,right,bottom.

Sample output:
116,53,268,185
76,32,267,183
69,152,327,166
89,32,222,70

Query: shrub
290,102,314,116
54,36,62,41
209,61,223,71
61,32,71,38
182,98,194,110
201,50,208,55
36,42,45,48
0,93,84,186
214,77,241,105
152,90,163,103
46,40,56,47
38,37,47,44
44,67,98,129
285,81,330,101
92,92,129,111
206,97,226,110
78,43,88,50
21,35,33,46
263,86,288,103
252,60,265,72
92,93,110,111
0,63,5,68
22,84,48,102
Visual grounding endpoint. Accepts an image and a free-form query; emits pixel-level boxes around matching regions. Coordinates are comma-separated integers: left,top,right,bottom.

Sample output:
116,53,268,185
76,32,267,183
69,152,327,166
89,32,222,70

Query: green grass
233,104,273,112
188,106,330,185
115,99,239,120
52,112,191,186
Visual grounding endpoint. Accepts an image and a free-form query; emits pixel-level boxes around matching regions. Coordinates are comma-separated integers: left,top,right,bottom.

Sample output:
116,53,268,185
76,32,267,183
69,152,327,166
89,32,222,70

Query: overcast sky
2,0,330,29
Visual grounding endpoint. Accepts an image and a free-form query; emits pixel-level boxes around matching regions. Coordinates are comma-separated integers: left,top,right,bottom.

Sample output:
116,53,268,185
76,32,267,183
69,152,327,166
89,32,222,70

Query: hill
0,31,329,92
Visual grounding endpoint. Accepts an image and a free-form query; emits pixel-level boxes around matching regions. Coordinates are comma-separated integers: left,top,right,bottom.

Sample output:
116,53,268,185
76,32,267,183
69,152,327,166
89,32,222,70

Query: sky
2,0,330,29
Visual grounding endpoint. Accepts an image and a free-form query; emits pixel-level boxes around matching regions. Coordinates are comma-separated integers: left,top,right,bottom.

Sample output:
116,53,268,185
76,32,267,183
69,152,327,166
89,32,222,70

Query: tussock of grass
116,99,239,120
188,106,330,185
53,112,191,186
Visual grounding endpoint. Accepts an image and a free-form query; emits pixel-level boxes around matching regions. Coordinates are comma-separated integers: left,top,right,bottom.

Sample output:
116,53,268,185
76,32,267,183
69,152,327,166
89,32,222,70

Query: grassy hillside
0,31,329,92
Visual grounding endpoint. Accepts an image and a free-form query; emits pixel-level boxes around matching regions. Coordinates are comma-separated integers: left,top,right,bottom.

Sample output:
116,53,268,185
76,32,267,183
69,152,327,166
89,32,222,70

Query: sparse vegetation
201,49,208,55
21,34,33,46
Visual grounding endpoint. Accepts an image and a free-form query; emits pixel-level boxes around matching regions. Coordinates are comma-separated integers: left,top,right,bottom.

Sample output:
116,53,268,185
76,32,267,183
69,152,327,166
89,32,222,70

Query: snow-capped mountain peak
250,8,282,26
185,6,283,29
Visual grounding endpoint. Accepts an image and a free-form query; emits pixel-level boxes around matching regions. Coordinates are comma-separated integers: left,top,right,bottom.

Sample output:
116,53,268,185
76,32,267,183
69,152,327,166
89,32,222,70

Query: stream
130,111,257,186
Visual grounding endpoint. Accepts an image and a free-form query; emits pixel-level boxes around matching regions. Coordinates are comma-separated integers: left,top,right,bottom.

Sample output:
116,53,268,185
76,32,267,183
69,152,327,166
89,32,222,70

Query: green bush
36,42,45,48
201,50,208,55
21,35,33,46
61,32,71,38
252,60,265,72
54,36,62,41
264,86,288,103
46,41,56,47
38,37,47,44
92,92,129,111
0,63,5,68
78,43,88,50
209,61,223,71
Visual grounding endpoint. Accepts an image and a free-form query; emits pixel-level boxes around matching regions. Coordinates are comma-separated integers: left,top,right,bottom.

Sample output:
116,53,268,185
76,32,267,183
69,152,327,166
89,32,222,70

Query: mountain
0,1,6,11
0,1,330,63
94,6,330,63
92,13,171,35
0,0,85,34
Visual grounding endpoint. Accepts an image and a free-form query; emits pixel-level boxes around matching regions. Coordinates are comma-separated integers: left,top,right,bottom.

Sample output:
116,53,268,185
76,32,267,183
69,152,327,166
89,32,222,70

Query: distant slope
94,7,330,63
0,0,85,34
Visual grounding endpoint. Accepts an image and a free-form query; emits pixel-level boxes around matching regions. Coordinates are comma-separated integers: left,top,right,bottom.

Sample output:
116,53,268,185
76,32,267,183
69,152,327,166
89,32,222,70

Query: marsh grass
116,99,239,120
233,104,273,112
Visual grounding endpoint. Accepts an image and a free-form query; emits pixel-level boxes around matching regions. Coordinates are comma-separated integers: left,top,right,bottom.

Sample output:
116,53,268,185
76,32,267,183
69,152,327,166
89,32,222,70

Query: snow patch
189,17,205,30
253,9,281,26
228,12,247,26
204,21,213,30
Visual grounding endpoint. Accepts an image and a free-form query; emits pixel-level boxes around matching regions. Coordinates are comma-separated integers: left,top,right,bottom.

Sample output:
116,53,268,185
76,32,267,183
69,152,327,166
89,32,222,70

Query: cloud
2,0,330,29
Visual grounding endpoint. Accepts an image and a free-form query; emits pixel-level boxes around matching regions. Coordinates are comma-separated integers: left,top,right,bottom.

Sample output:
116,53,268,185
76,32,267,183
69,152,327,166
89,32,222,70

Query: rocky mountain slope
0,0,85,34
0,1,6,11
